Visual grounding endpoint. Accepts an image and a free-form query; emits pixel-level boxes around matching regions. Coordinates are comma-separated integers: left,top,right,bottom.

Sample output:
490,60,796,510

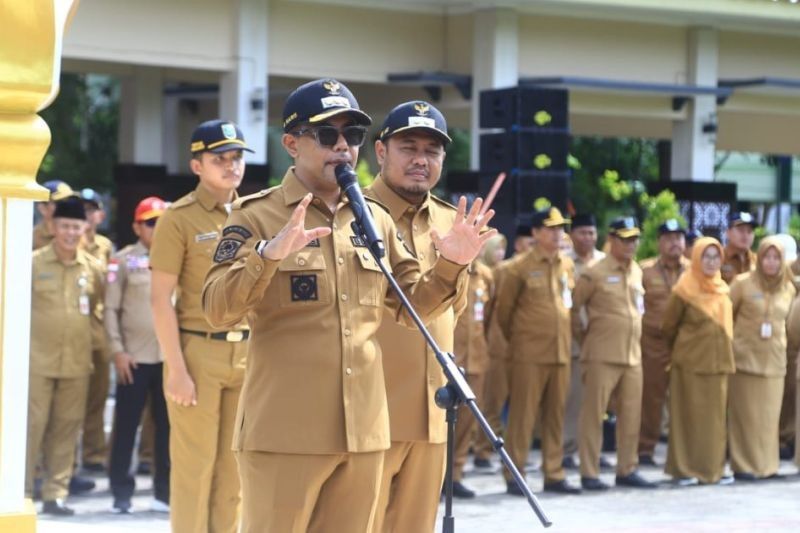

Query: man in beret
150,119,253,532
572,217,655,491
202,79,493,532
721,211,757,284
638,219,688,466
26,197,104,515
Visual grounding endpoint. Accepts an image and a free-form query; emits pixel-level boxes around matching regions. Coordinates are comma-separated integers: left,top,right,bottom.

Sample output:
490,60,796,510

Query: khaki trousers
373,441,446,533
795,376,800,467
665,367,728,483
578,362,642,478
505,363,569,482
453,372,486,481
729,372,783,477
475,356,510,460
237,449,384,533
166,333,246,533
82,350,109,465
26,374,90,500
779,354,796,448
638,334,670,456
562,356,581,456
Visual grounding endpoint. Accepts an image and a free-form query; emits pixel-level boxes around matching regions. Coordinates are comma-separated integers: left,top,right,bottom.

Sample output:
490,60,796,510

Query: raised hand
261,193,332,261
431,196,498,266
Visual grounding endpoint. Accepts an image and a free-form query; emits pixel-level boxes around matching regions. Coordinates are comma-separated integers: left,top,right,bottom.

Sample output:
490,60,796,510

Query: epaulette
365,196,391,215
430,194,458,211
232,186,279,210
169,192,196,210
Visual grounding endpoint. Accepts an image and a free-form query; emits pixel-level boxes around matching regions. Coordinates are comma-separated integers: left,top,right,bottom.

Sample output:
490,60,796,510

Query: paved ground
37,443,800,533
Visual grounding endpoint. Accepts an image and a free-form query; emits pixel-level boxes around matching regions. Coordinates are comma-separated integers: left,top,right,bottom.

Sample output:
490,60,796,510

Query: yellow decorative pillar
0,1,79,530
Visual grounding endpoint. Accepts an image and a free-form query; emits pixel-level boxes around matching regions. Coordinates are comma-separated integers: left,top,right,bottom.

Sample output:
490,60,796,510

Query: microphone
335,163,386,259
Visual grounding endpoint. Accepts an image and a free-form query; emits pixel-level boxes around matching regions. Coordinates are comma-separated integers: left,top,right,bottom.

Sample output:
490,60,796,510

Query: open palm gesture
431,196,497,266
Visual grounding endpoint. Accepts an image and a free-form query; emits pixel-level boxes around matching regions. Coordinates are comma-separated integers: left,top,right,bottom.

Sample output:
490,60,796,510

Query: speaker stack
478,86,571,235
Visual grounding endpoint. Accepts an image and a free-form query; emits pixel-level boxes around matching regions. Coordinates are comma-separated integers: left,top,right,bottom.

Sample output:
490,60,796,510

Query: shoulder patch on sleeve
222,225,253,240
213,238,244,263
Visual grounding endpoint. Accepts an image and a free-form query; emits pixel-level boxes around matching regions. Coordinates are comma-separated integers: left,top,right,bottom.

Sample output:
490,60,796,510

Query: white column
671,27,718,182
119,67,165,165
470,8,519,170
219,0,269,165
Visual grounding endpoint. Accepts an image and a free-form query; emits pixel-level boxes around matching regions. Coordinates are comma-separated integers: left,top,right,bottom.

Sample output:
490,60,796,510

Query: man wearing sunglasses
105,196,170,514
150,120,252,533
362,101,468,530
203,79,495,532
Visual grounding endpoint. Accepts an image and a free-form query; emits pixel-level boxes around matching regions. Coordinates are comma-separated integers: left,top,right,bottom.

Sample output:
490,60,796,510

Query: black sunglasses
293,125,367,148
142,218,158,228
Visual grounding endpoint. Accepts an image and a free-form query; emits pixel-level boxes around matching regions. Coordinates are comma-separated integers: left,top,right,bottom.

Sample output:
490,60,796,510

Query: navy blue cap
80,188,104,209
42,180,76,201
729,211,757,228
609,216,640,238
515,224,532,237
282,79,372,133
571,214,596,228
686,229,703,244
531,207,570,228
378,101,451,145
190,120,254,154
658,218,686,235
53,197,86,220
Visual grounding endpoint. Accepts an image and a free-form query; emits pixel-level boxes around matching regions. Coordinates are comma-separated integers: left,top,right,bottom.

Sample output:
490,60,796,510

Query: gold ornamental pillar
0,1,79,530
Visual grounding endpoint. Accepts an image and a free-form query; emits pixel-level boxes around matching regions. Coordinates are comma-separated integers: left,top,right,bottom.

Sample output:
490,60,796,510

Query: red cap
134,196,167,222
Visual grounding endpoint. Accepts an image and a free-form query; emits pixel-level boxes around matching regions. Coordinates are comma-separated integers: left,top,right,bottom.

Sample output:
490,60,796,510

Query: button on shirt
202,169,467,454
571,255,644,366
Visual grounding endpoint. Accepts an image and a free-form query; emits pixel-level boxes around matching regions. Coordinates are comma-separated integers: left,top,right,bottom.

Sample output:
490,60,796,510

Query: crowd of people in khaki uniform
24,75,800,532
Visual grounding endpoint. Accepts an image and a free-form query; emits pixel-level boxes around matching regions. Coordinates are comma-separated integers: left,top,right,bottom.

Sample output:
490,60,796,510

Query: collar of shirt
658,254,688,272
367,173,428,223
607,254,634,273
42,243,93,268
529,245,561,266
194,182,236,213
569,248,603,265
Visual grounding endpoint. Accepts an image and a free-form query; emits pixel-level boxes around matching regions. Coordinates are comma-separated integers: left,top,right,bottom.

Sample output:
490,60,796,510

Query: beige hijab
754,236,792,293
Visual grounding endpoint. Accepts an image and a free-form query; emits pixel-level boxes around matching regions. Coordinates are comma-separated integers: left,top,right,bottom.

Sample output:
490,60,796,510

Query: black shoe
68,475,96,495
111,499,133,514
638,454,658,467
82,462,105,474
506,481,526,496
616,471,657,489
451,481,476,499
581,477,610,491
136,462,152,475
599,456,614,470
562,455,579,470
473,457,492,469
544,479,582,495
41,499,75,516
733,472,757,482
779,445,794,460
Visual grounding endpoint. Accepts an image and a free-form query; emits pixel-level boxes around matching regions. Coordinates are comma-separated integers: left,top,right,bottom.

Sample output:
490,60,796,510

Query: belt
179,328,250,342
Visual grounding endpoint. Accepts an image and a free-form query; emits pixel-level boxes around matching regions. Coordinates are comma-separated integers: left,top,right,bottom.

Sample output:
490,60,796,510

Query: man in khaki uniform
721,211,756,284
451,260,493,498
638,219,688,466
562,214,605,470
150,120,252,533
26,198,104,515
366,101,467,532
78,187,115,471
33,180,76,250
572,217,655,491
106,196,170,513
494,207,582,495
202,79,493,533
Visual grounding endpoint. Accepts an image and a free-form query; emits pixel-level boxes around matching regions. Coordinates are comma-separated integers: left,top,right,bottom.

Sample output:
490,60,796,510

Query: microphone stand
351,221,552,531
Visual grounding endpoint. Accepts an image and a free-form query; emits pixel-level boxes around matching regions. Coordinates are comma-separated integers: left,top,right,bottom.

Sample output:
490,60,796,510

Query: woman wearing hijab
662,237,734,485
728,236,796,480
479,233,508,268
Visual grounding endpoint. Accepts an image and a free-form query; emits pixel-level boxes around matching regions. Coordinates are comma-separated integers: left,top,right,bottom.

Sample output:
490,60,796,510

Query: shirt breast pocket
355,249,390,307
277,250,330,306
525,274,548,295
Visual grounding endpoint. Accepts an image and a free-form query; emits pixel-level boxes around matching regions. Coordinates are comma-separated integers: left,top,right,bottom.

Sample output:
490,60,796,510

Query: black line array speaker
480,86,569,130
480,131,570,173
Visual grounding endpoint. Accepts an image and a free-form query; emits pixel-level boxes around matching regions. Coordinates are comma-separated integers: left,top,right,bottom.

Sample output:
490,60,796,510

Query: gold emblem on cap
323,80,341,95
414,102,430,116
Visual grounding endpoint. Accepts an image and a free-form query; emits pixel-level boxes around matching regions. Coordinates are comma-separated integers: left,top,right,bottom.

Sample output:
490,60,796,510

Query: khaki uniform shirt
786,295,800,375
453,261,493,375
81,233,114,269
202,169,467,454
641,256,688,337
365,175,465,444
30,244,104,378
81,232,114,358
790,259,800,291
572,255,644,366
495,246,574,365
104,241,162,364
730,273,796,377
567,248,605,359
662,293,735,374
32,221,53,250
721,245,755,285
149,183,247,334
486,258,513,362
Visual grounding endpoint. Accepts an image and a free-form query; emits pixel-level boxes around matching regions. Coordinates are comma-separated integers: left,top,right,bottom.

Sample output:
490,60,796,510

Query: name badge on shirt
195,231,219,243
79,295,90,316
606,275,621,284
761,322,773,339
